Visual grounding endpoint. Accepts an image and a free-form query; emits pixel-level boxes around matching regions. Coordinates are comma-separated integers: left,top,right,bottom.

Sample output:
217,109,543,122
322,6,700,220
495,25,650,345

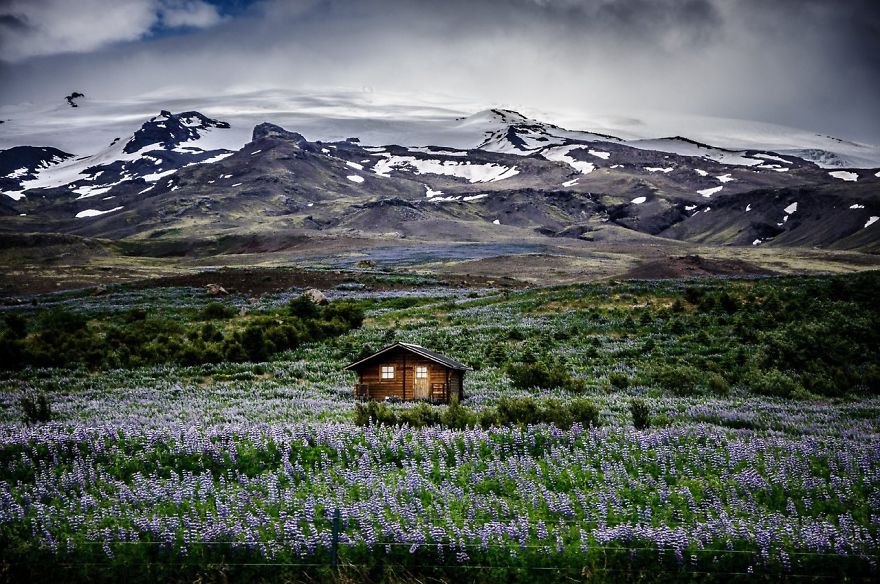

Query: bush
507,361,583,392
496,396,540,426
568,398,600,428
747,369,804,398
399,403,441,428
630,398,650,430
20,393,52,425
608,371,629,390
288,295,321,319
441,397,476,429
354,401,398,426
200,302,237,320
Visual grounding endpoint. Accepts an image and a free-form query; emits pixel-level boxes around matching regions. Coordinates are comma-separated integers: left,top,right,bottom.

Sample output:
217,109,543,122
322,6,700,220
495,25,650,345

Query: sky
1,0,879,144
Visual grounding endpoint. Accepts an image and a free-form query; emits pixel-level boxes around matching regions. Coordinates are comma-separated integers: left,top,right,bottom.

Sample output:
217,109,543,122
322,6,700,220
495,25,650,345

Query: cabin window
415,366,428,379
381,365,395,380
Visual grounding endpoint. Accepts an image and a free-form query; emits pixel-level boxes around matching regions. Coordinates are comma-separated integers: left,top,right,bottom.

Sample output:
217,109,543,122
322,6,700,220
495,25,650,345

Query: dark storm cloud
1,0,879,142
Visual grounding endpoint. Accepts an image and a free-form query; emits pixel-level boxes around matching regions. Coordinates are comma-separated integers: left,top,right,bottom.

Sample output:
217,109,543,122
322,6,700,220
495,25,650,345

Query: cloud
159,0,224,29
0,0,878,143
0,0,223,61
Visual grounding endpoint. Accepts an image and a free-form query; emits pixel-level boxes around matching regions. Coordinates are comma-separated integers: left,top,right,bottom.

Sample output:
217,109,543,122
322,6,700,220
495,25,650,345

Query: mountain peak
123,110,230,154
252,123,308,145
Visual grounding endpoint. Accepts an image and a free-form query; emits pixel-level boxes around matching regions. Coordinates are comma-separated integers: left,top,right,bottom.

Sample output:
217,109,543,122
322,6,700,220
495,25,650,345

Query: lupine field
1,270,879,582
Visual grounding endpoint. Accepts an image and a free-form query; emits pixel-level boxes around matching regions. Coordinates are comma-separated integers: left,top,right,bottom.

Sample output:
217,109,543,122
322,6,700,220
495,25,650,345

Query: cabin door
414,365,430,399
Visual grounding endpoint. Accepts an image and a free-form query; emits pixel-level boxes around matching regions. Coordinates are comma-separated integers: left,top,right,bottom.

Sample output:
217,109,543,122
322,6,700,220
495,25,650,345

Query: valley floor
0,271,878,582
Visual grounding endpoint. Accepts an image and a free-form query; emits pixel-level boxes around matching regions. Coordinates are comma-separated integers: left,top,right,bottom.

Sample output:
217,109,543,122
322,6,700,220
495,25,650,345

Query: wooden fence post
331,507,341,571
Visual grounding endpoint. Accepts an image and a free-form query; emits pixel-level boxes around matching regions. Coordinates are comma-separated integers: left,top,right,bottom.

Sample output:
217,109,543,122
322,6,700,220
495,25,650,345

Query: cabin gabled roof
343,342,471,371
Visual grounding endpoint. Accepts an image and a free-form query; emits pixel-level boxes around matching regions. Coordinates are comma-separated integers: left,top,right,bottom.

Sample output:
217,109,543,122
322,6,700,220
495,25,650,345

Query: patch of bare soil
135,267,524,296
620,254,775,280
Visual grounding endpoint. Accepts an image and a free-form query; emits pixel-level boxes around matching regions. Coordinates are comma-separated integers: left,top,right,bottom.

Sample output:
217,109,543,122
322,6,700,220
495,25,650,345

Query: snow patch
562,178,579,187
588,149,611,160
694,169,708,176
72,184,113,199
715,173,735,183
745,204,752,212
346,161,364,170
631,196,647,205
866,216,879,228
372,154,518,183
697,186,723,197
784,202,798,214
347,175,364,183
143,169,177,182
75,206,123,218
462,194,488,202
542,145,595,174
829,171,858,182
849,204,865,209
492,219,500,225
644,166,673,173
424,184,443,197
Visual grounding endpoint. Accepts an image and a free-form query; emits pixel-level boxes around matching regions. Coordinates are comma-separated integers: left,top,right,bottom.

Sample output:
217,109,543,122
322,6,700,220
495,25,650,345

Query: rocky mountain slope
1,97,879,254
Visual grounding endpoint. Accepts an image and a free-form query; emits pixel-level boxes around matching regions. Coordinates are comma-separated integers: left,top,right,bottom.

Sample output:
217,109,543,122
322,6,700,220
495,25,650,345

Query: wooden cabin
344,342,470,403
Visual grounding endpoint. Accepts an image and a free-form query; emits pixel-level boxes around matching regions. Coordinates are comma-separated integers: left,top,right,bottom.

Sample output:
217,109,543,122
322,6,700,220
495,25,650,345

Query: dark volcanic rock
251,123,309,146
124,111,230,154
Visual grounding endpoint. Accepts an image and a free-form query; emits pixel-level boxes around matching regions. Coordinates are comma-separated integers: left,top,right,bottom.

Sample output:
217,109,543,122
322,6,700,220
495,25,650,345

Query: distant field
1,271,878,582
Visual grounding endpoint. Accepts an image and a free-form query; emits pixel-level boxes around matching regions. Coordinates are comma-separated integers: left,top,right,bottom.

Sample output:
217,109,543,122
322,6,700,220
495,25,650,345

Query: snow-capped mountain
1,91,878,252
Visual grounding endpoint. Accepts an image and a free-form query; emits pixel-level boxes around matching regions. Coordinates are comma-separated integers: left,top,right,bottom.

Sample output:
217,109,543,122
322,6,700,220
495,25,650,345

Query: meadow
0,271,878,582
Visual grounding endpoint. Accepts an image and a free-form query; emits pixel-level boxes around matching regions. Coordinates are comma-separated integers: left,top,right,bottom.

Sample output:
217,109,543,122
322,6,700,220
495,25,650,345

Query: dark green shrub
441,397,476,429
608,371,629,390
568,399,600,428
747,369,804,398
354,401,398,426
630,398,650,430
496,396,540,426
20,393,52,425
478,408,499,428
399,403,441,428
200,302,237,320
507,361,583,392
683,287,704,305
644,363,703,396
541,399,574,429
288,295,320,319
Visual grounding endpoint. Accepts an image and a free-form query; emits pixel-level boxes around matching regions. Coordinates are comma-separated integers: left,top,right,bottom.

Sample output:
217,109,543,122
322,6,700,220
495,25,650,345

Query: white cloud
0,0,222,61
159,0,223,29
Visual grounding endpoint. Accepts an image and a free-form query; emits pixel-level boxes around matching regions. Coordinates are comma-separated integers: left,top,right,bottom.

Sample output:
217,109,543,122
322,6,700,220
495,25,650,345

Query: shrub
200,302,237,320
441,397,476,429
496,396,540,426
630,398,650,430
20,393,52,425
608,371,630,390
568,399,600,428
507,361,583,392
747,369,804,398
288,295,320,319
354,401,398,426
399,403,441,428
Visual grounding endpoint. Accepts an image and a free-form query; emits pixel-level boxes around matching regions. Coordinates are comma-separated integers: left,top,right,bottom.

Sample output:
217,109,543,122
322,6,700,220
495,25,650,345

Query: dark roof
343,342,471,371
